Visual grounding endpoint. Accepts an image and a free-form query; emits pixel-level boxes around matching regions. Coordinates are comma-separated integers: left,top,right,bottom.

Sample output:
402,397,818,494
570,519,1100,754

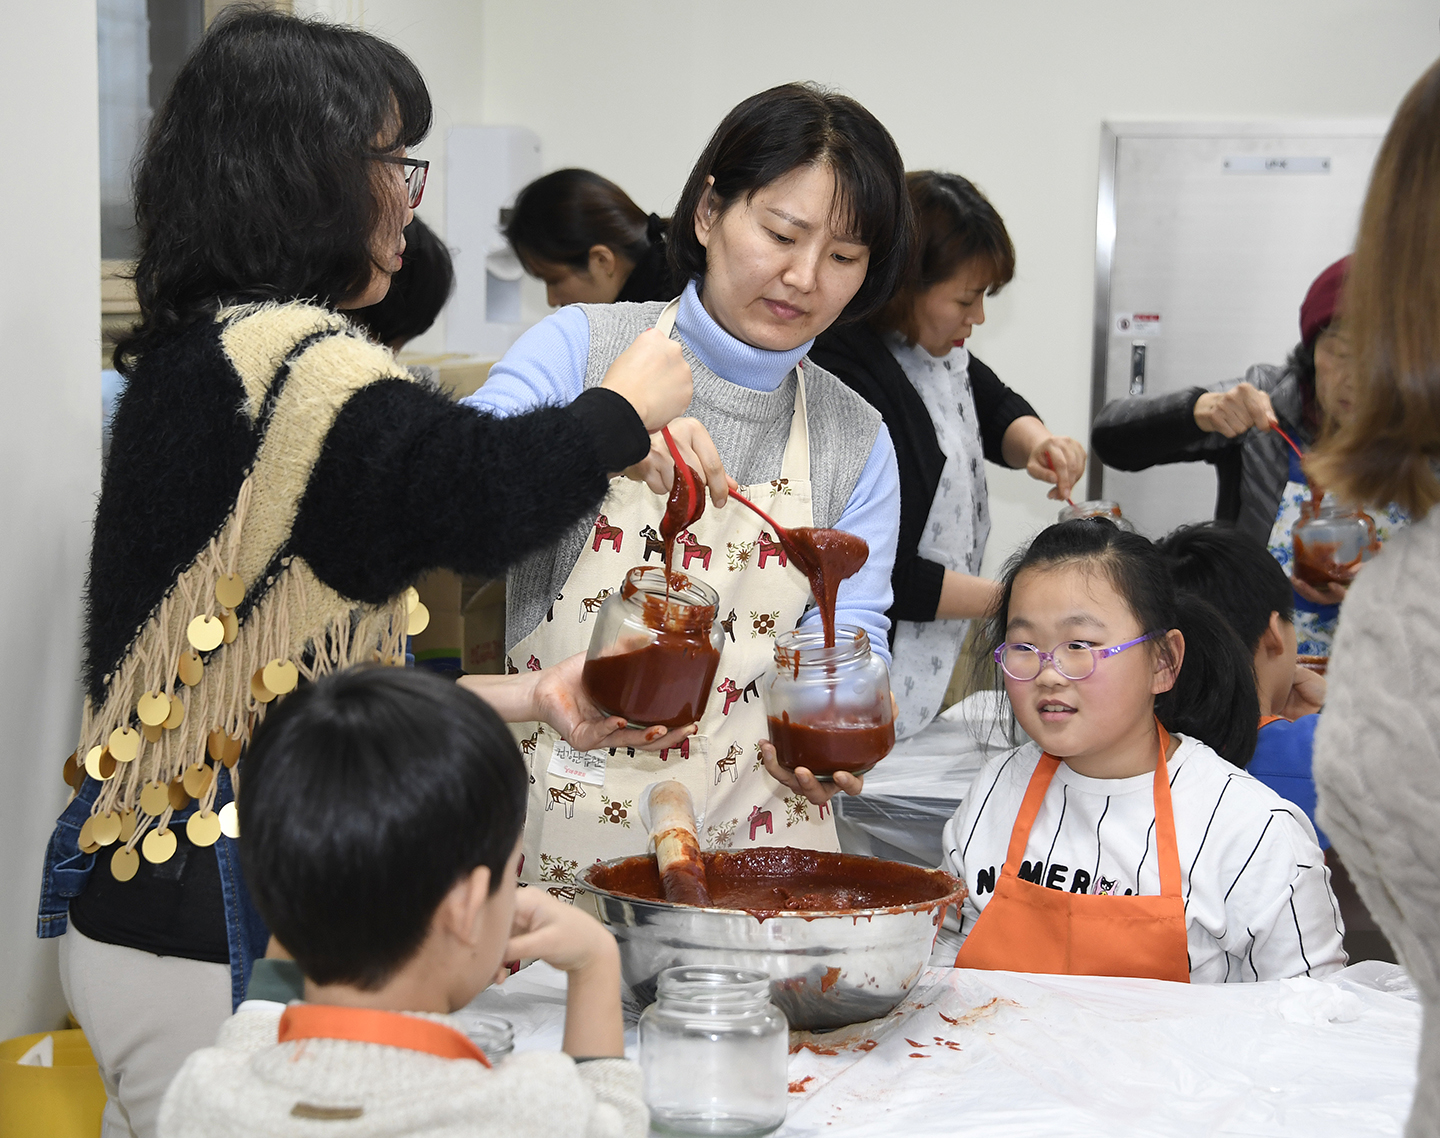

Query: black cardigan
809,323,1037,634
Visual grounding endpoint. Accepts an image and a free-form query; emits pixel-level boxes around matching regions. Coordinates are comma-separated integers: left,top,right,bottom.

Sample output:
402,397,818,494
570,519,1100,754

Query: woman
38,13,690,1136
1312,55,1440,1138
505,168,680,306
810,172,1085,740
465,83,911,883
1092,257,1407,656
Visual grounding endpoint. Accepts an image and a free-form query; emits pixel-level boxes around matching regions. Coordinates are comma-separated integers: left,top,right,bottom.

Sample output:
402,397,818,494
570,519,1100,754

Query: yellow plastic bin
0,1029,106,1138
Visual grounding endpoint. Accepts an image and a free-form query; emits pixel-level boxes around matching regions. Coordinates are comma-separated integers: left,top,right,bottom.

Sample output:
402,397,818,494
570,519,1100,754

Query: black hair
978,519,1258,766
238,667,526,990
348,214,455,349
669,82,914,323
873,171,1016,340
115,7,432,376
1157,522,1294,653
505,168,656,272
1286,338,1322,434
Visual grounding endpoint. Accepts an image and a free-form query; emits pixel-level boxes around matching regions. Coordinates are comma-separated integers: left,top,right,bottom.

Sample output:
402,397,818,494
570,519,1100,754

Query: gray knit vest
505,301,883,649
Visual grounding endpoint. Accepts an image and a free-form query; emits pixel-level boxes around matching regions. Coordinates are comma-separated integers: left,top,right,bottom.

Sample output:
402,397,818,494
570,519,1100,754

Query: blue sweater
464,282,901,661
1249,714,1328,849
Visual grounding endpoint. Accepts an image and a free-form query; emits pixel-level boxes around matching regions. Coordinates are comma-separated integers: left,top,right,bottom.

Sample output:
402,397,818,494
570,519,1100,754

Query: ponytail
1155,593,1258,767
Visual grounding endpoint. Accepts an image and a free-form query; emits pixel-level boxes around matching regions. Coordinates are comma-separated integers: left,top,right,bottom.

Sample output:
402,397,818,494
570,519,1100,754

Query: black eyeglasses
372,154,429,209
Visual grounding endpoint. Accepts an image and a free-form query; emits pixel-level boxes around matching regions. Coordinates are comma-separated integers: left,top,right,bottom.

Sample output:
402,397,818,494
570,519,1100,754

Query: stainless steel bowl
578,851,967,1030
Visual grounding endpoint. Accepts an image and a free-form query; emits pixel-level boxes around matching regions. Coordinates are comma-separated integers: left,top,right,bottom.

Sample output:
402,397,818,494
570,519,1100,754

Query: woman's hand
624,416,734,507
1291,575,1349,606
600,328,693,431
1025,435,1088,501
1193,383,1277,438
759,740,863,805
1279,662,1327,719
531,652,697,752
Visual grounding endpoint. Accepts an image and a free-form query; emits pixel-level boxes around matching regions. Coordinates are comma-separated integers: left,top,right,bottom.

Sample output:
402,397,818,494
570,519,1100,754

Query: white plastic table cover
461,959,1419,1137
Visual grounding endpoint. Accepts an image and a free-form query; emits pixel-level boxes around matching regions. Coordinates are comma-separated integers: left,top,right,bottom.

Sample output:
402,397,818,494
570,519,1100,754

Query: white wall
474,0,1438,573
0,7,100,1037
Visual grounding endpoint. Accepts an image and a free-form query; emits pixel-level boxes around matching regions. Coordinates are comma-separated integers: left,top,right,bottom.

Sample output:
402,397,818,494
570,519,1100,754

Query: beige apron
513,299,839,897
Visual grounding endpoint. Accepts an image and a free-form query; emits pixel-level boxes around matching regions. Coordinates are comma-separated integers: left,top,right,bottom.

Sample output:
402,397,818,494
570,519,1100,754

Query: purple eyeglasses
993,633,1155,682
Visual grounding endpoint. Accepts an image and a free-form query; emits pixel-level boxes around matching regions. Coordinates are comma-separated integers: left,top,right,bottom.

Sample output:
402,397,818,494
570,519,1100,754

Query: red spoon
660,426,704,536
1270,421,1305,463
1045,453,1077,509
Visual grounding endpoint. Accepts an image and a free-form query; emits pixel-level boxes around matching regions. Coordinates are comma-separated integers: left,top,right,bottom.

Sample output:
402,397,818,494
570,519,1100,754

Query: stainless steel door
1090,122,1385,538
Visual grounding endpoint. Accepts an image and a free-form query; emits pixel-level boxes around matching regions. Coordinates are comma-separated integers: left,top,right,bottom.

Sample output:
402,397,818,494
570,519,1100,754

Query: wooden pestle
647,781,713,907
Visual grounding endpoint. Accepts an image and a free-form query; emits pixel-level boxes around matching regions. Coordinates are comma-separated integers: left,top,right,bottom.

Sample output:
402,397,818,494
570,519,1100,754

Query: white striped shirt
938,735,1346,983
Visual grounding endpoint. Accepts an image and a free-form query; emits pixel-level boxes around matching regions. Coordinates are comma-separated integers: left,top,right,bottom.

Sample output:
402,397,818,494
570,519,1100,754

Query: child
1159,522,1329,845
940,519,1345,983
158,668,646,1137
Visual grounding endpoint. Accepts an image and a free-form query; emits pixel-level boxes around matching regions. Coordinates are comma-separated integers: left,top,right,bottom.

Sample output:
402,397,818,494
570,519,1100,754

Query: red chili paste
767,712,895,777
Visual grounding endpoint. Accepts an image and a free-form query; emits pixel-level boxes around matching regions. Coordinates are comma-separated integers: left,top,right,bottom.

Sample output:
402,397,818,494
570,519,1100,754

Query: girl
940,518,1345,983
811,172,1086,740
505,168,680,306
464,83,912,882
39,12,689,1135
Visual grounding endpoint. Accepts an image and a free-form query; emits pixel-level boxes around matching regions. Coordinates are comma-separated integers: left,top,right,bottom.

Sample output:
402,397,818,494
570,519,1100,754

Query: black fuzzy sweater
70,303,647,960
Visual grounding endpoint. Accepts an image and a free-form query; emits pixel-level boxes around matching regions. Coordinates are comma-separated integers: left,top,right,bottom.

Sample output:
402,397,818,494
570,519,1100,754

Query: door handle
1129,341,1147,396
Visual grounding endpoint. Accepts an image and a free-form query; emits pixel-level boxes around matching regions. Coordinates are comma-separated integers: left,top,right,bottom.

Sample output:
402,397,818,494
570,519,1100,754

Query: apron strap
1151,723,1182,899
999,755,1061,877
279,1004,491,1066
651,296,811,482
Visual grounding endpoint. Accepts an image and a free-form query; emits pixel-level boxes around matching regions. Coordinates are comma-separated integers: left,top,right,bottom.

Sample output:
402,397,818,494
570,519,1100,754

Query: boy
159,667,645,1137
1159,522,1328,845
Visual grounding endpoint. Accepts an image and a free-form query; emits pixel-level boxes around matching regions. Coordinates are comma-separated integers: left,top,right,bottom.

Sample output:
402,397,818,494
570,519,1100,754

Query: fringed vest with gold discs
62,303,431,882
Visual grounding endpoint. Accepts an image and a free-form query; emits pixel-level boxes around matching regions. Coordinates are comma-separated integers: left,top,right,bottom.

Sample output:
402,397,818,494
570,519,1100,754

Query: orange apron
279,1004,492,1066
955,725,1190,983
1259,714,1286,729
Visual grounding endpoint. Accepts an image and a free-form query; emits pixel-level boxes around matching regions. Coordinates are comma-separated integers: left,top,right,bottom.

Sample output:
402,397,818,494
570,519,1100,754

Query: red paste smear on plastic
789,1077,815,1094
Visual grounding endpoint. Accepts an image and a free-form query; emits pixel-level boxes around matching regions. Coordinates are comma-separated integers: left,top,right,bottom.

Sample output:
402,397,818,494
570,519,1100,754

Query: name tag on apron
547,741,608,787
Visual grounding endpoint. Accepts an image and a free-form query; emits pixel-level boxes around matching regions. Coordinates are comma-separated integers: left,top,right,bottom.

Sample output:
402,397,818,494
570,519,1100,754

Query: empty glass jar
639,966,788,1136
767,625,895,780
1058,500,1136,531
451,1011,513,1063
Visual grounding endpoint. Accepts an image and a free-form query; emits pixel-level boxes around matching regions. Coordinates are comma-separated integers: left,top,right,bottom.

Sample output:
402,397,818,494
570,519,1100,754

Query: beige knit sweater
1314,505,1440,1138
156,1004,648,1138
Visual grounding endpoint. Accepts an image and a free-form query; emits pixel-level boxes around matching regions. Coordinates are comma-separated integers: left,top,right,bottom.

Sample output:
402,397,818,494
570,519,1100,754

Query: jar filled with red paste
766,625,894,780
581,566,724,729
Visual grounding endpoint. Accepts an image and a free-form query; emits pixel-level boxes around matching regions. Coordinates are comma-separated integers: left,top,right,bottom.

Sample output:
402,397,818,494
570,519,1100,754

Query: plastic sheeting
835,690,1021,867
469,960,1419,1136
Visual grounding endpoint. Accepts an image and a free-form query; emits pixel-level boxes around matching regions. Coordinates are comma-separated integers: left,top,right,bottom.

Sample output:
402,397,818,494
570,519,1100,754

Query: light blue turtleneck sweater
464,280,899,661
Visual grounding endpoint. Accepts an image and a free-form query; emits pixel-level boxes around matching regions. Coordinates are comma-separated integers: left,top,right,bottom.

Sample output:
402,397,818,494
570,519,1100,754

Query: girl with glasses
937,518,1344,983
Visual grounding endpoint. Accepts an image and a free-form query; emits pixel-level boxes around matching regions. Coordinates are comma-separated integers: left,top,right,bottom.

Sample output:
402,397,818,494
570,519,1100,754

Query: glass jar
581,566,725,729
767,625,894,780
1058,499,1136,531
1292,494,1378,588
451,1011,514,1063
639,966,788,1137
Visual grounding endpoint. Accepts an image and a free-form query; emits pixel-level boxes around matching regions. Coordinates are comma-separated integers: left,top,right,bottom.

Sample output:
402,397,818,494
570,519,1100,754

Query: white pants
58,927,231,1138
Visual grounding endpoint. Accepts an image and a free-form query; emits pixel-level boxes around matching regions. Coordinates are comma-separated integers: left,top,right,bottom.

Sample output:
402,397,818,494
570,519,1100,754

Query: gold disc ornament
92,811,122,847
83,746,116,782
162,694,186,730
403,585,420,613
77,816,99,852
218,801,240,839
250,670,276,704
62,751,84,790
119,809,137,843
262,659,298,695
108,727,140,762
168,779,192,812
137,691,171,727
139,781,170,817
142,828,177,865
207,729,228,762
182,761,214,799
141,722,163,743
111,846,140,882
221,611,238,644
406,601,430,636
177,650,204,687
215,573,246,610
221,733,242,768
186,811,222,847
187,615,224,652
